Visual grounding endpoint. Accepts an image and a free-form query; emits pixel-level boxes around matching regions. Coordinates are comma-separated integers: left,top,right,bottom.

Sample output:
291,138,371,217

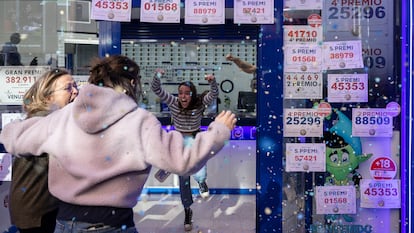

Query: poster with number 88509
352,108,393,137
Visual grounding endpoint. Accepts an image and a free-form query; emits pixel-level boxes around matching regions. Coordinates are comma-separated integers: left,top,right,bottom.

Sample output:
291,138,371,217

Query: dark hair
10,33,21,44
177,81,208,110
89,55,141,102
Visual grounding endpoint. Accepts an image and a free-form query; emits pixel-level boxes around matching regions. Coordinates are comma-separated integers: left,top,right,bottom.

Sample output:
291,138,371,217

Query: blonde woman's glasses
53,83,78,93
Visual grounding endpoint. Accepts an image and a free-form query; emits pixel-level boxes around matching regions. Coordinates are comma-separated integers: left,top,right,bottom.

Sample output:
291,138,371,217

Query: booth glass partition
121,38,258,196
280,1,404,232
122,40,256,114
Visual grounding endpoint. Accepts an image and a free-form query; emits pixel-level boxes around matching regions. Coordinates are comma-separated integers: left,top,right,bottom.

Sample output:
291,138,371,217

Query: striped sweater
151,76,219,133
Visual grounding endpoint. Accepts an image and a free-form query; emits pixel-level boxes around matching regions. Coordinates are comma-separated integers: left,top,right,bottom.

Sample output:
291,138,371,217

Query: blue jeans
192,164,207,183
179,165,208,208
54,220,138,233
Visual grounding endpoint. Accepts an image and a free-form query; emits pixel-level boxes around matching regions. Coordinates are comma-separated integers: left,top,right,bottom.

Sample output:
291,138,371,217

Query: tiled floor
133,194,256,233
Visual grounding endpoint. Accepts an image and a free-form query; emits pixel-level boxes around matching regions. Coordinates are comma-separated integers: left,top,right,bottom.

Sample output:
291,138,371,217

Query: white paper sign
0,66,50,105
185,0,224,24
140,0,181,23
352,108,393,137
234,0,274,24
283,72,322,99
327,73,368,103
284,0,322,10
315,185,356,214
2,113,25,128
284,44,323,72
91,0,132,22
322,40,364,70
72,75,89,89
360,179,400,208
285,143,326,172
283,108,324,137
283,25,323,44
323,0,390,35
0,154,12,182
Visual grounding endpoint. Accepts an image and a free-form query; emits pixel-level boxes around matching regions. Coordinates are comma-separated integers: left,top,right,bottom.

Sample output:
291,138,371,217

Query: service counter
155,112,256,127
142,114,257,194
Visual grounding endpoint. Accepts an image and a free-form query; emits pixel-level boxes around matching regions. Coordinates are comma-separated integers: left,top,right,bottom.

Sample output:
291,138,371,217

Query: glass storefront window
0,1,97,67
0,0,410,232
121,40,256,115
281,1,402,232
0,0,99,122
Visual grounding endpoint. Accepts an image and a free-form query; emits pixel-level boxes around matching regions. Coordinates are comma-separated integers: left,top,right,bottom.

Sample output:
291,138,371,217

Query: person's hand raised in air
204,74,215,83
214,110,237,130
154,68,165,78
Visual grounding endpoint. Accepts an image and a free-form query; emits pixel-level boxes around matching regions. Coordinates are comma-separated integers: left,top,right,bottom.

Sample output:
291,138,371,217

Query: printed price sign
285,143,326,172
360,179,400,208
284,72,322,99
352,108,393,137
316,185,356,214
140,0,181,23
283,25,323,44
369,156,397,180
234,0,274,24
91,0,132,22
283,108,324,137
284,44,322,72
0,153,12,181
284,0,322,10
0,66,50,105
185,0,224,24
327,73,368,102
322,40,364,70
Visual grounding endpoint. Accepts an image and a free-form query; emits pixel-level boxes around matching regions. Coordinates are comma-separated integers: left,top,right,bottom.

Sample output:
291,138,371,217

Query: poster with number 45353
91,0,132,22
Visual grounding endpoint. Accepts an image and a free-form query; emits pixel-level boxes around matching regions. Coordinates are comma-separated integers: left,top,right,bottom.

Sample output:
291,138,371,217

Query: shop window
282,1,402,232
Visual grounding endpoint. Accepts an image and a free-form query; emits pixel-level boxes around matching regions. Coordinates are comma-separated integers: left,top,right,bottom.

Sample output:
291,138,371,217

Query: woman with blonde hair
9,68,78,233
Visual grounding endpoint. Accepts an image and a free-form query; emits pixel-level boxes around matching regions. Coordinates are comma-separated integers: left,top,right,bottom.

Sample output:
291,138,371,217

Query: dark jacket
0,42,23,66
9,111,58,228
